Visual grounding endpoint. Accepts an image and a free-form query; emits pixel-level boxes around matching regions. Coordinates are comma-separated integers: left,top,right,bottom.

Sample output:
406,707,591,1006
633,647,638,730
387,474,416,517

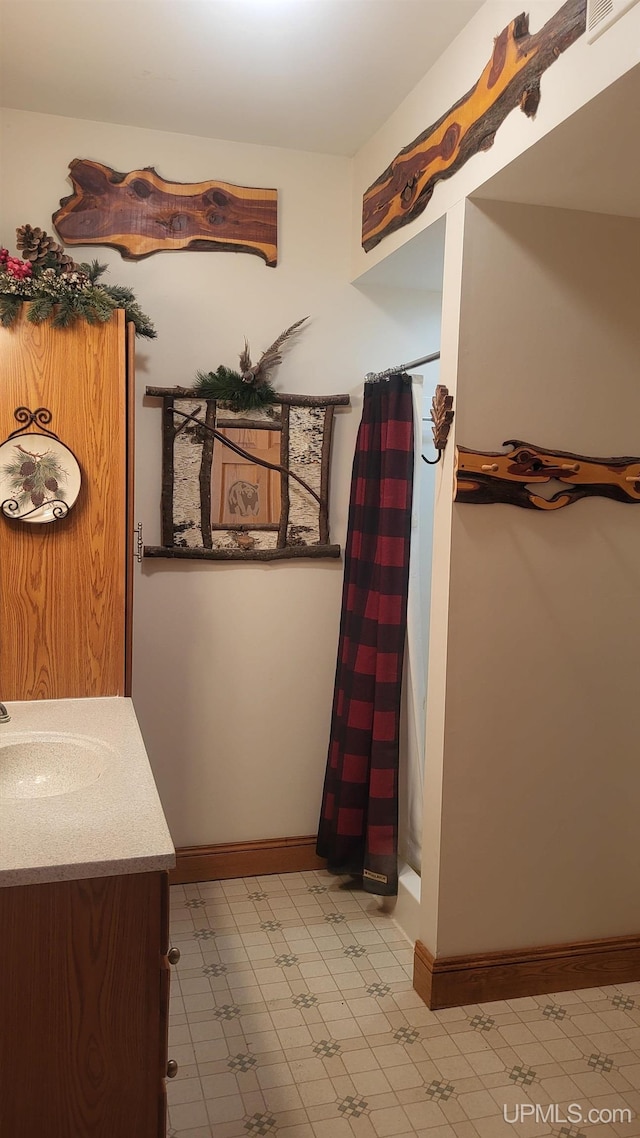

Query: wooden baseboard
169,836,324,885
414,933,640,1010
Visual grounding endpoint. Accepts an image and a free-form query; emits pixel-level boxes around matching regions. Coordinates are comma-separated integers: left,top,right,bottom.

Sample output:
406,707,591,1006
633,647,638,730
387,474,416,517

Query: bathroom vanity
0,697,176,1138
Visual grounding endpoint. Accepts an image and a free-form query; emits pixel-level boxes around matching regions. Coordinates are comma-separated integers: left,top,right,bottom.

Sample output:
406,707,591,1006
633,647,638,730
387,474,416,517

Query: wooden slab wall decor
144,388,350,561
361,0,587,253
455,440,640,510
53,160,278,266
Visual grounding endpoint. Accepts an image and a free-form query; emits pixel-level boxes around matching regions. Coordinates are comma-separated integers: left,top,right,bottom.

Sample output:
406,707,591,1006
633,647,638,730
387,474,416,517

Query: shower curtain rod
365,350,440,383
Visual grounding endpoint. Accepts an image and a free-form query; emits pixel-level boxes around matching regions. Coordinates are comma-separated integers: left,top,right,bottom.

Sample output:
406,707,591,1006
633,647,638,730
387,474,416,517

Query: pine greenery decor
195,317,309,412
0,226,156,338
195,365,280,412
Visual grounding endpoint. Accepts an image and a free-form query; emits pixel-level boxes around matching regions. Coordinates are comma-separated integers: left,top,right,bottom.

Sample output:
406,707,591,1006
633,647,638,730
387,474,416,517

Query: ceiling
475,61,640,218
0,0,482,156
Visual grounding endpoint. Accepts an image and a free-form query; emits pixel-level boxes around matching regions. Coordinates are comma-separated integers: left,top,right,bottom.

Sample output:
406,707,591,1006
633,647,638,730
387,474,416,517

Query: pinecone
57,252,80,273
16,225,54,262
16,224,76,271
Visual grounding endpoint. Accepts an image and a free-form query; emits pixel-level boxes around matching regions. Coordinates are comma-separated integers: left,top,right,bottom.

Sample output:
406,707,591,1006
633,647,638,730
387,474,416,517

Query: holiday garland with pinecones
0,225,156,338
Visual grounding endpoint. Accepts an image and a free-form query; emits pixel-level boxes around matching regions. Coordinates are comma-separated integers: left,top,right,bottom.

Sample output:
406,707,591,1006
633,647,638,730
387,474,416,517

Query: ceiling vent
587,0,640,41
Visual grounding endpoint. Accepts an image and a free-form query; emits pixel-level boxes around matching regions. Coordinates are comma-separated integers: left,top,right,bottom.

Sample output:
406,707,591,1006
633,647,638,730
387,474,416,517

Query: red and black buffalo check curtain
316,374,415,896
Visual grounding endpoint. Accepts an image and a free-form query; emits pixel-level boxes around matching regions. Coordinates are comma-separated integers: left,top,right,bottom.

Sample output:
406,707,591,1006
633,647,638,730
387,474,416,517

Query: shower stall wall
399,375,437,875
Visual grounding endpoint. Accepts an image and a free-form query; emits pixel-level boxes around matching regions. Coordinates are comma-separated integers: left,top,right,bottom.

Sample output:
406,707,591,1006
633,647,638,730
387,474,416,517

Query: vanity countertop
0,697,175,887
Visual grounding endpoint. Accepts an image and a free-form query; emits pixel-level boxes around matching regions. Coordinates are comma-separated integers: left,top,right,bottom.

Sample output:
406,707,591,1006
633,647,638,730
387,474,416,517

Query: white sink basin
0,732,113,799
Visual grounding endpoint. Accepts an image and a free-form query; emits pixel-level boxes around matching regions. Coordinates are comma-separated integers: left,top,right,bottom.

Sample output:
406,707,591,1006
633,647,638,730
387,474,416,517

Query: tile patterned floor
167,871,640,1138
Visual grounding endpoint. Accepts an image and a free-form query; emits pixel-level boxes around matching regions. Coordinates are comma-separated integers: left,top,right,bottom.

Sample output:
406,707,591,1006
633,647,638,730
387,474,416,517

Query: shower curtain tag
363,869,388,885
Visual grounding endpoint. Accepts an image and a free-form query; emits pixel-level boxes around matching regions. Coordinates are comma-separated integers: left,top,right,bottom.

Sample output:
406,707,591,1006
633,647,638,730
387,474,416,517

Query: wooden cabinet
0,309,135,700
0,871,172,1138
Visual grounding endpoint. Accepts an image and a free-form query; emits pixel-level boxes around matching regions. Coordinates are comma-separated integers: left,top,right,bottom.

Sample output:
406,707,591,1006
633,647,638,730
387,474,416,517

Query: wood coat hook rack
455,440,640,510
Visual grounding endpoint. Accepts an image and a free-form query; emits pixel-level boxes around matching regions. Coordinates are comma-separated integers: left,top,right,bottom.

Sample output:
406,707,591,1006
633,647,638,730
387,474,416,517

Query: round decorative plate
0,432,81,523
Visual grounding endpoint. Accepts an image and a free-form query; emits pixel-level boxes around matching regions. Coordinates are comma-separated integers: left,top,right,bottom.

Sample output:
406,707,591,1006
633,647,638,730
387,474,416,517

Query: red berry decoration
5,256,32,280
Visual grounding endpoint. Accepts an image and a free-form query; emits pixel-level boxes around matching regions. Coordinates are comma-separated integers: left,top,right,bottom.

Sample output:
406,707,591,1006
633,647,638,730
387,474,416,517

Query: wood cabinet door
159,872,170,1138
125,319,136,696
0,309,127,699
0,872,164,1138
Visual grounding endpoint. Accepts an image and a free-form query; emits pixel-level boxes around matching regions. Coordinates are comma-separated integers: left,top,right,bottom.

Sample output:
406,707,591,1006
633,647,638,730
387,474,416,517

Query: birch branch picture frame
144,388,350,561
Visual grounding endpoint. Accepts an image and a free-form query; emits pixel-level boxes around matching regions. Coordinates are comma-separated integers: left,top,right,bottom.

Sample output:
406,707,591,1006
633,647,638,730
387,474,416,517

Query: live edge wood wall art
455,441,640,511
144,389,349,561
362,0,587,252
53,160,278,266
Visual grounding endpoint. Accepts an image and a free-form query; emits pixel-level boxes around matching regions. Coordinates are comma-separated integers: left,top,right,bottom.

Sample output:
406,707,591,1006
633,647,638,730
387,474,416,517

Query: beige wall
0,107,441,846
422,200,640,955
351,0,640,280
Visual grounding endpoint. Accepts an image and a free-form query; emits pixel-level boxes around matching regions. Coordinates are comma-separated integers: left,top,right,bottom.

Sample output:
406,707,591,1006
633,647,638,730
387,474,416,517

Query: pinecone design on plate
8,444,67,511
16,224,75,270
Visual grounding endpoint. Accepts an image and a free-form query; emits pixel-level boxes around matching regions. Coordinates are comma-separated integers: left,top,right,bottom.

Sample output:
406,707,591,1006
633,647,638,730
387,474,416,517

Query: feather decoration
195,316,310,412
240,316,309,384
239,338,252,376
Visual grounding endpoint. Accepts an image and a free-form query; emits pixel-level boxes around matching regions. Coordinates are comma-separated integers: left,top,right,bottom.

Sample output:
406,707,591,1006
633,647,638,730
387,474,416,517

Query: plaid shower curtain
316,374,415,896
